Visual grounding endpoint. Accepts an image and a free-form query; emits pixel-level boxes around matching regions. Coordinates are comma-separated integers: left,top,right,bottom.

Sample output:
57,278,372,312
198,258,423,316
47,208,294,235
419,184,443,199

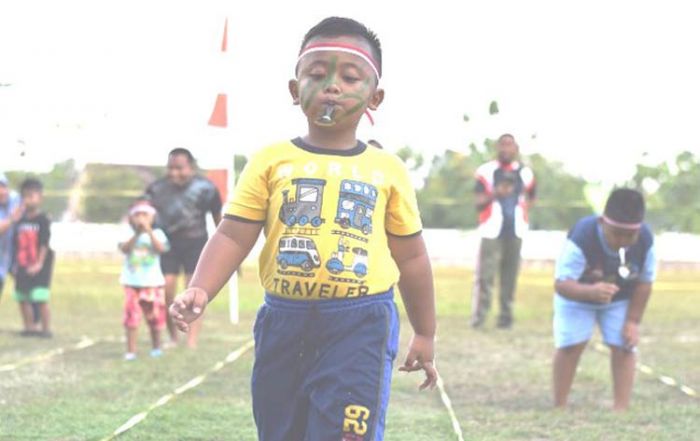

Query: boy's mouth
316,103,337,126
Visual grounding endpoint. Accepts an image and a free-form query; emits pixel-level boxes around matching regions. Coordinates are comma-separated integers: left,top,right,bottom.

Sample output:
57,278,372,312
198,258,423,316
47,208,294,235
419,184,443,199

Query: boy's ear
367,88,384,111
289,79,300,105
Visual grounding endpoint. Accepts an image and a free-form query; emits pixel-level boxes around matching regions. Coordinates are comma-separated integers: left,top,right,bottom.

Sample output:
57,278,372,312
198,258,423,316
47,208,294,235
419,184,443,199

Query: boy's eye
308,71,326,80
343,76,360,83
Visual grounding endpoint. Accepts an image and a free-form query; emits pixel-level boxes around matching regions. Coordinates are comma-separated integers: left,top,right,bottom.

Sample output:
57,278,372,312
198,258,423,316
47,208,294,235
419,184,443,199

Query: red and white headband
130,203,156,216
602,215,642,230
297,42,381,82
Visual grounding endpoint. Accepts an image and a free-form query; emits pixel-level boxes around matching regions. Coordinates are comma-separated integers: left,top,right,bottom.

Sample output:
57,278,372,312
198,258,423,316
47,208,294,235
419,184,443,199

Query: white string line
436,374,465,441
101,339,254,441
593,342,697,399
0,336,98,372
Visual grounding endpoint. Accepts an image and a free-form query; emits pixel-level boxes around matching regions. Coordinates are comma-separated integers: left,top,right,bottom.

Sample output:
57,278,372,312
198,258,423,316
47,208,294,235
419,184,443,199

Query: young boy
171,17,438,440
119,200,169,360
552,188,656,410
12,178,54,337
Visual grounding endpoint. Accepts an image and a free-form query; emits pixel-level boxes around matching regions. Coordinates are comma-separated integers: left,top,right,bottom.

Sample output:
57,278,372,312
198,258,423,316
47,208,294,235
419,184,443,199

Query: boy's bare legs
611,346,636,410
553,341,587,408
126,327,138,353
19,301,36,332
163,274,179,344
139,301,162,350
38,303,51,333
183,273,203,349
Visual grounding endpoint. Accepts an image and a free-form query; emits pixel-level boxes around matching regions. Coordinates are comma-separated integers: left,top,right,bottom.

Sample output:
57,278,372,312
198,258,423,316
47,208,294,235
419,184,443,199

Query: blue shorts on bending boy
552,188,657,410
170,17,438,441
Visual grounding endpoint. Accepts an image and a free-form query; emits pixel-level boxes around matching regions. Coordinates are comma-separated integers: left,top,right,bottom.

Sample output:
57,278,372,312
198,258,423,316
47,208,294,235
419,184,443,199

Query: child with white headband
170,16,438,440
119,199,169,360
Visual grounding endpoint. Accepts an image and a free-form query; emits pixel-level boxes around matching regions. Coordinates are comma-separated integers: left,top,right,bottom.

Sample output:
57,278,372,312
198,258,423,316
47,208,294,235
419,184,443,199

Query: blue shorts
251,289,399,441
553,294,630,349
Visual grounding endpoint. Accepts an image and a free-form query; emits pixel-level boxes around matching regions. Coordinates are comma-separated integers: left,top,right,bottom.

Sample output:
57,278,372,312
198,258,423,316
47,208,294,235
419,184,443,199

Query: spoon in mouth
317,104,336,125
618,248,630,279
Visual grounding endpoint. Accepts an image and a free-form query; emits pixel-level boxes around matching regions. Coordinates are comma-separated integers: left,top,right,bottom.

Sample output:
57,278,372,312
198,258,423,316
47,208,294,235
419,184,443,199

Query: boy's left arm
623,282,652,349
388,233,438,390
27,216,50,275
623,244,657,349
27,246,48,276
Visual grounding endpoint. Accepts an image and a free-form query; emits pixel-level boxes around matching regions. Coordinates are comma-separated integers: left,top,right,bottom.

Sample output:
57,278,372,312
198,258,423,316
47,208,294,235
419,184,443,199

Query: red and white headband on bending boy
602,215,642,230
297,42,381,82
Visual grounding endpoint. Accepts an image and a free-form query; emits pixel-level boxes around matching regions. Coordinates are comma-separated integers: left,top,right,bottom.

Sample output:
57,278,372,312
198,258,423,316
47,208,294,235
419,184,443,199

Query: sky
1,0,698,185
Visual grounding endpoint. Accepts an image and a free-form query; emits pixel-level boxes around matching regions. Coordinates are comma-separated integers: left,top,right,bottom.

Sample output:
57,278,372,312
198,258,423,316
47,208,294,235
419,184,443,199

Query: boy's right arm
554,237,618,303
170,218,263,331
118,231,140,254
555,280,619,303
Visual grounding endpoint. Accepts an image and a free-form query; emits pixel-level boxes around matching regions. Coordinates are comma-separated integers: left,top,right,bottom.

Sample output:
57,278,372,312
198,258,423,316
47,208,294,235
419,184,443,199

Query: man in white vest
471,134,536,329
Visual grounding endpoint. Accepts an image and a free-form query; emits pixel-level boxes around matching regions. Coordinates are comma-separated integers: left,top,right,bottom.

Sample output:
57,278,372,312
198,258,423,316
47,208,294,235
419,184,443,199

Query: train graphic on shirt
279,178,326,228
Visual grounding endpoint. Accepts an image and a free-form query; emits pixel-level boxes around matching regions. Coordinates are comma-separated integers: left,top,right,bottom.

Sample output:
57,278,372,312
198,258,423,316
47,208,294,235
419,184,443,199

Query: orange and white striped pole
207,18,239,324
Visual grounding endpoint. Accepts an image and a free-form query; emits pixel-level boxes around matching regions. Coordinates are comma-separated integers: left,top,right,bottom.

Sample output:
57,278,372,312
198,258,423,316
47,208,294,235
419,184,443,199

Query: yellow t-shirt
226,138,422,300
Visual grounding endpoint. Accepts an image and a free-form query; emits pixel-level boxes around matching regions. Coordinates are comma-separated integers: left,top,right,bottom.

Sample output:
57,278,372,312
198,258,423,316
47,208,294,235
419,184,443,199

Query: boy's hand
169,287,208,332
398,334,438,390
588,282,619,303
26,262,43,276
11,204,25,222
622,320,640,350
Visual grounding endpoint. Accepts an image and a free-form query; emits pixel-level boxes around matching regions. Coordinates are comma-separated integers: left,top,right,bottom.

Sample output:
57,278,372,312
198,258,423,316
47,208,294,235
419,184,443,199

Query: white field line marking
593,342,697,399
436,375,465,441
101,339,254,441
0,336,98,372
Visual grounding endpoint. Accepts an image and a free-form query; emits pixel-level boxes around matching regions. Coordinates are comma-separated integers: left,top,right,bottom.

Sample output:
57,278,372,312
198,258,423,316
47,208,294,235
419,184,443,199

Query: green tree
629,151,700,232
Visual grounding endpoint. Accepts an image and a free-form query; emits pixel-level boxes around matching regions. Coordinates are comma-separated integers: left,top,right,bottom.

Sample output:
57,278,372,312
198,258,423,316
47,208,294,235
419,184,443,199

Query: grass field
1,258,698,440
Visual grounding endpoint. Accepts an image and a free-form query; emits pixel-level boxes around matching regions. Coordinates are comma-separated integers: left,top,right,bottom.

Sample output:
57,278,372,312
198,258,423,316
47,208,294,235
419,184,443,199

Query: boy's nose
324,81,341,95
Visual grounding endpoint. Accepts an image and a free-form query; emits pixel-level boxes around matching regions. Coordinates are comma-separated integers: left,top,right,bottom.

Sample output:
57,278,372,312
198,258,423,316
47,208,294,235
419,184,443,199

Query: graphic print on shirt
16,223,39,268
276,235,322,277
325,236,368,280
278,178,326,228
276,178,326,278
128,239,156,272
324,180,377,284
334,180,378,235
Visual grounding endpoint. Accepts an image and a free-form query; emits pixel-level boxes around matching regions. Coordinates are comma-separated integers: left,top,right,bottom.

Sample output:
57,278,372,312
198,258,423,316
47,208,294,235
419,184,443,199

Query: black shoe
471,318,485,329
496,320,512,329
38,330,53,339
19,330,39,337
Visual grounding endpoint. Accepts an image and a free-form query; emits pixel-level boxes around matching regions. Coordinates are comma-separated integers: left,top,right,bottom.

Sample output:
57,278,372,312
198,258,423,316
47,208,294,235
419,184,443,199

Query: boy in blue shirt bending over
552,188,656,410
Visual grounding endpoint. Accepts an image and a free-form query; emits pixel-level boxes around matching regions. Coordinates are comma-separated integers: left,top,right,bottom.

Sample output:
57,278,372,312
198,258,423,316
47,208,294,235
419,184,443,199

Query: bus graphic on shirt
334,180,377,235
276,236,321,273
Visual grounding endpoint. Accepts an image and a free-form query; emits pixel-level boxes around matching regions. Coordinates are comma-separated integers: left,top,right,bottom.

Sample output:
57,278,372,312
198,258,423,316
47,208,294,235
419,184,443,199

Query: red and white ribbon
297,42,380,81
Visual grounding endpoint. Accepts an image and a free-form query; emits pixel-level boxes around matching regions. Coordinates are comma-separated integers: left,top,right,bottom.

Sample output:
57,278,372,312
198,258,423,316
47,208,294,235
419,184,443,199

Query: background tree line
6,145,699,233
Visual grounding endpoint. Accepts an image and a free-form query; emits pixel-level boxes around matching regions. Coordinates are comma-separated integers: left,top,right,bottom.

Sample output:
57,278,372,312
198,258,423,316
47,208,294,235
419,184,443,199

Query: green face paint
298,56,372,125
300,56,338,111
333,77,371,123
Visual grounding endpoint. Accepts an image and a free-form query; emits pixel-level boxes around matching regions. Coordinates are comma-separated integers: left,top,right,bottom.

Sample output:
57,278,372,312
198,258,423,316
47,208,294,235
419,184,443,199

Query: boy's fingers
399,353,419,372
191,290,208,314
419,362,438,390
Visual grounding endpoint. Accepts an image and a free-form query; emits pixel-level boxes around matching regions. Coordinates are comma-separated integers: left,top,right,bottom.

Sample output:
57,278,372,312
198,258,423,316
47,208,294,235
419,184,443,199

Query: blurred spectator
0,172,23,298
471,134,536,329
144,148,222,348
